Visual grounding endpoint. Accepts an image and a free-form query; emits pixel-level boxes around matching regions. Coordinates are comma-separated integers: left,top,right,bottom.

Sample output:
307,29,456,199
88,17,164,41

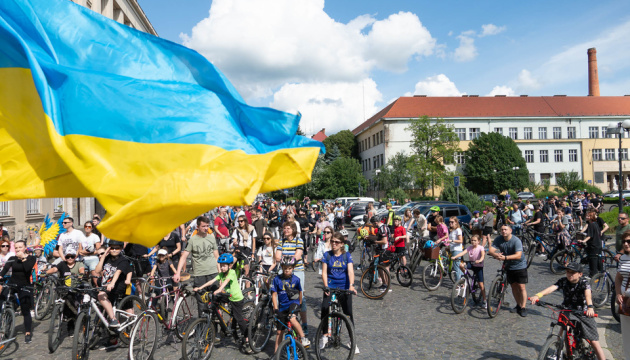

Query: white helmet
340,229,349,237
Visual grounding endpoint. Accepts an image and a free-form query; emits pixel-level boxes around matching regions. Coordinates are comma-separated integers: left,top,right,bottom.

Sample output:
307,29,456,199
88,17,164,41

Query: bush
583,185,603,195
387,188,408,205
440,184,485,212
600,206,630,233
534,190,562,200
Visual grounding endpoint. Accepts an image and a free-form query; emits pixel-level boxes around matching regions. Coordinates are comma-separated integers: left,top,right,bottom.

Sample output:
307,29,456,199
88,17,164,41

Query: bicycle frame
274,313,301,360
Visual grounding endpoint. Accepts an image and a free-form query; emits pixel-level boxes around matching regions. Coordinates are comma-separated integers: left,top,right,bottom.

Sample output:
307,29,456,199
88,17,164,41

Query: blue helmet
423,240,435,249
217,253,234,264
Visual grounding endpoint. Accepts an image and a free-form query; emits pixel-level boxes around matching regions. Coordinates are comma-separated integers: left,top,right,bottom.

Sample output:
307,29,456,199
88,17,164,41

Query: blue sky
138,0,630,135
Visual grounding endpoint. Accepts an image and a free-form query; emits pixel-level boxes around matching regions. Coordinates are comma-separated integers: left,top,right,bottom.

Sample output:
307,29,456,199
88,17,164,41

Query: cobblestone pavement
5,232,623,359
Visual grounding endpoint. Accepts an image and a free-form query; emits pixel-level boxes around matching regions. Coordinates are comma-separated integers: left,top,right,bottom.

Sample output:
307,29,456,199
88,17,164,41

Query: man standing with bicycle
489,225,529,317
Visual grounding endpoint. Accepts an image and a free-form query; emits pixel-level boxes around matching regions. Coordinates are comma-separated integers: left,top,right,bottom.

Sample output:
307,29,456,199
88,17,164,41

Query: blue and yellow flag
0,0,324,246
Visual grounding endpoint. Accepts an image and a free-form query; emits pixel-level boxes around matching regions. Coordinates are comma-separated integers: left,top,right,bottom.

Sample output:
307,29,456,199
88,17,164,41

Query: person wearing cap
150,248,177,281
0,222,9,240
529,262,605,360
47,247,86,337
32,244,46,264
94,239,133,330
427,206,441,240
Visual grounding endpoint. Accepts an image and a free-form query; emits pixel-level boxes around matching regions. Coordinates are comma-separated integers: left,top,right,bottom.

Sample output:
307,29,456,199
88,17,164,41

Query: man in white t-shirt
55,217,86,264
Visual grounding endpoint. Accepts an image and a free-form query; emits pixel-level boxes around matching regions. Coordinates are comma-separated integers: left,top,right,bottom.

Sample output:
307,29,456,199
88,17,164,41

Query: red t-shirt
214,216,229,238
393,226,406,247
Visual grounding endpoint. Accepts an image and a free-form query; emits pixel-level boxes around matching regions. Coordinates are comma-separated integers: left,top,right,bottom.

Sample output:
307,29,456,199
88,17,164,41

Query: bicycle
531,299,599,360
589,260,617,308
34,272,57,320
272,307,309,360
127,308,160,360
521,228,559,269
357,239,374,272
142,276,196,340
451,261,485,314
359,251,391,300
248,268,280,353
181,291,255,360
421,245,457,291
0,282,25,356
315,286,355,360
386,249,412,287
48,274,90,353
405,235,428,275
550,241,614,275
487,261,508,318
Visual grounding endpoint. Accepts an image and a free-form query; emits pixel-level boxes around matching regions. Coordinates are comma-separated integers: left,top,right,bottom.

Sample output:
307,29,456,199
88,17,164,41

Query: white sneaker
355,345,360,355
301,337,311,348
319,336,328,349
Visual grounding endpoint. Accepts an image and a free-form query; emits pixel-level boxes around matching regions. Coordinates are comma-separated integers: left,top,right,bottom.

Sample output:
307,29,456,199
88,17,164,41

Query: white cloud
270,79,383,135
411,74,464,96
454,32,478,62
181,0,436,99
516,69,541,90
486,85,515,96
480,24,506,37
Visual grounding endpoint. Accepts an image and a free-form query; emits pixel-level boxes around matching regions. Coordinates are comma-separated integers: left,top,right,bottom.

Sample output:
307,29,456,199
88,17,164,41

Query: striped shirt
278,237,305,272
620,254,630,292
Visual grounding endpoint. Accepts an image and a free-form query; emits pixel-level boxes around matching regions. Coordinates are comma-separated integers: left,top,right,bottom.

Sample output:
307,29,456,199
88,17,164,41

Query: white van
334,197,375,207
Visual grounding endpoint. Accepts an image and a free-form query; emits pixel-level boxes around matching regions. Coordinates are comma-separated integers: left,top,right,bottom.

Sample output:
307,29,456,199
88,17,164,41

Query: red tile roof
352,96,630,135
311,128,327,142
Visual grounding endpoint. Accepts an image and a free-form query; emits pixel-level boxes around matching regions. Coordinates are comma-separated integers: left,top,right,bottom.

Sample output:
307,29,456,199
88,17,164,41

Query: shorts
275,303,300,328
83,256,99,271
466,263,484,283
236,246,252,258
482,226,493,236
106,290,125,306
395,246,406,254
294,271,306,312
573,313,599,341
506,268,528,284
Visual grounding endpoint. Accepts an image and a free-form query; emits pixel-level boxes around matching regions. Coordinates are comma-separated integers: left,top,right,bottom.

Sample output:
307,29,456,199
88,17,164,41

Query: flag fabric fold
0,0,324,246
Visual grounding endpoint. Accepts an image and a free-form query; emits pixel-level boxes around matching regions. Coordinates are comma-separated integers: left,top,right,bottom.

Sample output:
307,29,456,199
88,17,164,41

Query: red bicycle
531,299,598,360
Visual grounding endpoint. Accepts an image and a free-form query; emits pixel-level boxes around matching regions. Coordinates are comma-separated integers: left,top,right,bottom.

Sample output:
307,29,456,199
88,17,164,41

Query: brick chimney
587,48,600,96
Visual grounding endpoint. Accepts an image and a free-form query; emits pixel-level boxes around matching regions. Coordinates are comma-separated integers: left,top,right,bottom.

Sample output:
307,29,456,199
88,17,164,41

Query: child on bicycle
452,234,487,308
192,253,249,345
271,256,310,352
434,215,449,247
529,262,605,360
393,216,407,266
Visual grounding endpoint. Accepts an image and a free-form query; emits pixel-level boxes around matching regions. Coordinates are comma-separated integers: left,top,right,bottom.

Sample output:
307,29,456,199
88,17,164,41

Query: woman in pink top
452,235,487,307
435,215,449,246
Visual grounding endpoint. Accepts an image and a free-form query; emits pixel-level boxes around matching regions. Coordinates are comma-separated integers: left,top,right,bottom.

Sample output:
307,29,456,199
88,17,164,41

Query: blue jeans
295,271,307,312
452,249,463,282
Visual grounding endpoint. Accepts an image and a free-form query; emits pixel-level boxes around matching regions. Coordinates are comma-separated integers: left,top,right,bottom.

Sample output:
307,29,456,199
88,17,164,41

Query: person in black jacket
0,240,36,343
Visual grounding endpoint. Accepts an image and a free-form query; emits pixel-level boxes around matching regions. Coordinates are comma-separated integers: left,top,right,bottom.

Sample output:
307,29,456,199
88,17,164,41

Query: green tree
315,157,367,198
440,183,485,212
464,132,529,194
387,188,408,204
556,171,588,193
293,154,326,199
322,130,358,160
406,116,459,196
296,125,305,136
371,151,413,194
324,144,341,164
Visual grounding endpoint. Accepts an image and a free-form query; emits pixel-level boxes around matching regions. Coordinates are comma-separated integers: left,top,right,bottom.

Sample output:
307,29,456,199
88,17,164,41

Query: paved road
5,231,623,359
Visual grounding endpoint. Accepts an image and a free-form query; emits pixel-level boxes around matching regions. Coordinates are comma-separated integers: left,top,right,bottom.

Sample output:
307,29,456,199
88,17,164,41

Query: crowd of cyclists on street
0,190,628,360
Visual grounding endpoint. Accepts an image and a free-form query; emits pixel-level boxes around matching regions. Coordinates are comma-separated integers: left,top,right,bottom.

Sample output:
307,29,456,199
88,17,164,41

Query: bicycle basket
424,246,440,260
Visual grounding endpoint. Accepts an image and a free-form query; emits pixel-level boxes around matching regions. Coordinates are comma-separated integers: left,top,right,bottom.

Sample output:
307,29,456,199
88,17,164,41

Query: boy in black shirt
94,240,132,328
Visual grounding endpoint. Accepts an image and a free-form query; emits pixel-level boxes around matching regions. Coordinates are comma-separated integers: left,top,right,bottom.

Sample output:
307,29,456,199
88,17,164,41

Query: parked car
517,192,535,200
352,208,389,227
395,201,451,217
479,194,498,203
603,190,630,199
413,203,472,226
344,201,371,224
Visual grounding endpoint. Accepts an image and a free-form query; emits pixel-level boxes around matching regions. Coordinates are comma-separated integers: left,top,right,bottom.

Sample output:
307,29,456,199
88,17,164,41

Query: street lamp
374,169,381,200
512,166,520,193
607,119,630,212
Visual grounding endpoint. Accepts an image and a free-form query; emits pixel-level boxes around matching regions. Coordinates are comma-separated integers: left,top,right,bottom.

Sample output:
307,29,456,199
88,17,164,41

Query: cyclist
489,225,528,317
314,226,333,275
506,203,527,236
333,203,345,231
579,210,603,277
480,207,494,248
94,240,132,329
270,256,310,352
452,234,487,308
256,232,277,273
373,216,392,293
385,203,395,234
192,253,249,346
427,206,441,240
46,248,85,335
231,214,256,276
412,208,429,238
529,262,605,360
447,217,464,282
392,216,407,267
320,231,358,354
524,204,547,255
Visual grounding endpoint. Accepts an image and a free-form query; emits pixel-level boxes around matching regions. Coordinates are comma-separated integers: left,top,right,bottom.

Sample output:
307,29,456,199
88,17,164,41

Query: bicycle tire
471,280,482,305
525,243,537,269
487,275,505,318
451,278,469,314
88,315,106,350
117,295,147,345
72,311,92,360
35,282,54,320
181,318,215,360
611,286,620,323
174,296,196,340
274,336,310,360
128,311,160,360
248,301,273,353
421,261,443,291
242,287,257,303
537,334,564,360
601,248,615,267
550,250,574,275
396,265,413,287
48,303,64,353
360,265,390,300
589,272,610,308
315,311,354,360
0,308,15,356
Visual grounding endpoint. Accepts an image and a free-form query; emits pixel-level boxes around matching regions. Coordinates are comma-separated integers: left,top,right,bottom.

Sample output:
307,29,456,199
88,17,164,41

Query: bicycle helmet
430,206,440,212
340,229,349,237
393,215,402,221
281,256,297,267
370,215,380,224
359,227,369,239
423,240,435,249
217,253,234,264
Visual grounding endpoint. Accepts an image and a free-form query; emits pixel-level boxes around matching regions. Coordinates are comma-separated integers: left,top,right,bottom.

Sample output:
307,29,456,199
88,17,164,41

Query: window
494,127,503,135
540,150,548,163
553,127,561,139
368,137,370,148
380,130,383,144
538,127,547,140
603,127,614,138
509,127,518,140
455,152,465,164
26,199,40,215
592,149,602,161
589,127,599,139
605,149,615,161
554,150,563,162
528,173,535,182
54,198,64,212
373,156,377,169
524,150,534,163
87,0,92,9
0,202,8,217
524,127,532,140
621,149,628,160
444,207,460,218
373,134,376,146
567,127,576,139
469,128,481,140
455,128,466,141
380,154,384,168
569,149,578,162
540,173,551,182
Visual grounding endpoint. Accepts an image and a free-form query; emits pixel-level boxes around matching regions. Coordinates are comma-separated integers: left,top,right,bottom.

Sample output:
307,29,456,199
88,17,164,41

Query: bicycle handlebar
315,285,354,295
529,298,598,317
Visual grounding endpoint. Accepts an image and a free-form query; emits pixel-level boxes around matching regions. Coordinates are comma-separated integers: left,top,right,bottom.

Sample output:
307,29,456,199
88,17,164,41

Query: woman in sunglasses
81,221,101,280
0,238,15,271
314,226,334,275
231,215,256,276
256,232,277,273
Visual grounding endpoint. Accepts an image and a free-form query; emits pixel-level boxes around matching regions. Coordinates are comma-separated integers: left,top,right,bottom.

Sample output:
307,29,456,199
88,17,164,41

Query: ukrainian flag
0,0,323,246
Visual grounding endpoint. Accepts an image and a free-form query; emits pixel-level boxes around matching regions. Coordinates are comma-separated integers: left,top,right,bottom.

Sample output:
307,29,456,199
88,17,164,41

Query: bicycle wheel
0,308,15,356
360,265,390,300
525,243,537,268
174,297,196,340
589,273,610,308
611,286,620,323
242,287,257,303
129,312,160,360
48,303,64,353
315,311,354,360
182,318,215,360
537,334,564,360
248,301,273,353
359,249,370,271
274,337,309,360
396,265,413,287
601,248,615,267
117,295,147,345
35,282,54,320
421,261,443,291
550,250,574,275
88,315,106,350
471,280,483,305
72,312,92,360
451,278,469,314
487,276,505,318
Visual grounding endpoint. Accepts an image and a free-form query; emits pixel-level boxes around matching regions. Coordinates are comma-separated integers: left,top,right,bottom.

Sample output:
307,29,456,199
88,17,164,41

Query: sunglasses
263,237,271,240
109,247,122,251
623,240,630,245
62,221,71,224
331,240,343,244
66,255,76,259
1,245,9,248
238,220,245,223
324,231,332,234
619,217,628,220
84,225,92,228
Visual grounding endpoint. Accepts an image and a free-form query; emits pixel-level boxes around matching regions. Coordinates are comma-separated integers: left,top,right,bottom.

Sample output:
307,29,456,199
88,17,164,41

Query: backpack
361,223,380,243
